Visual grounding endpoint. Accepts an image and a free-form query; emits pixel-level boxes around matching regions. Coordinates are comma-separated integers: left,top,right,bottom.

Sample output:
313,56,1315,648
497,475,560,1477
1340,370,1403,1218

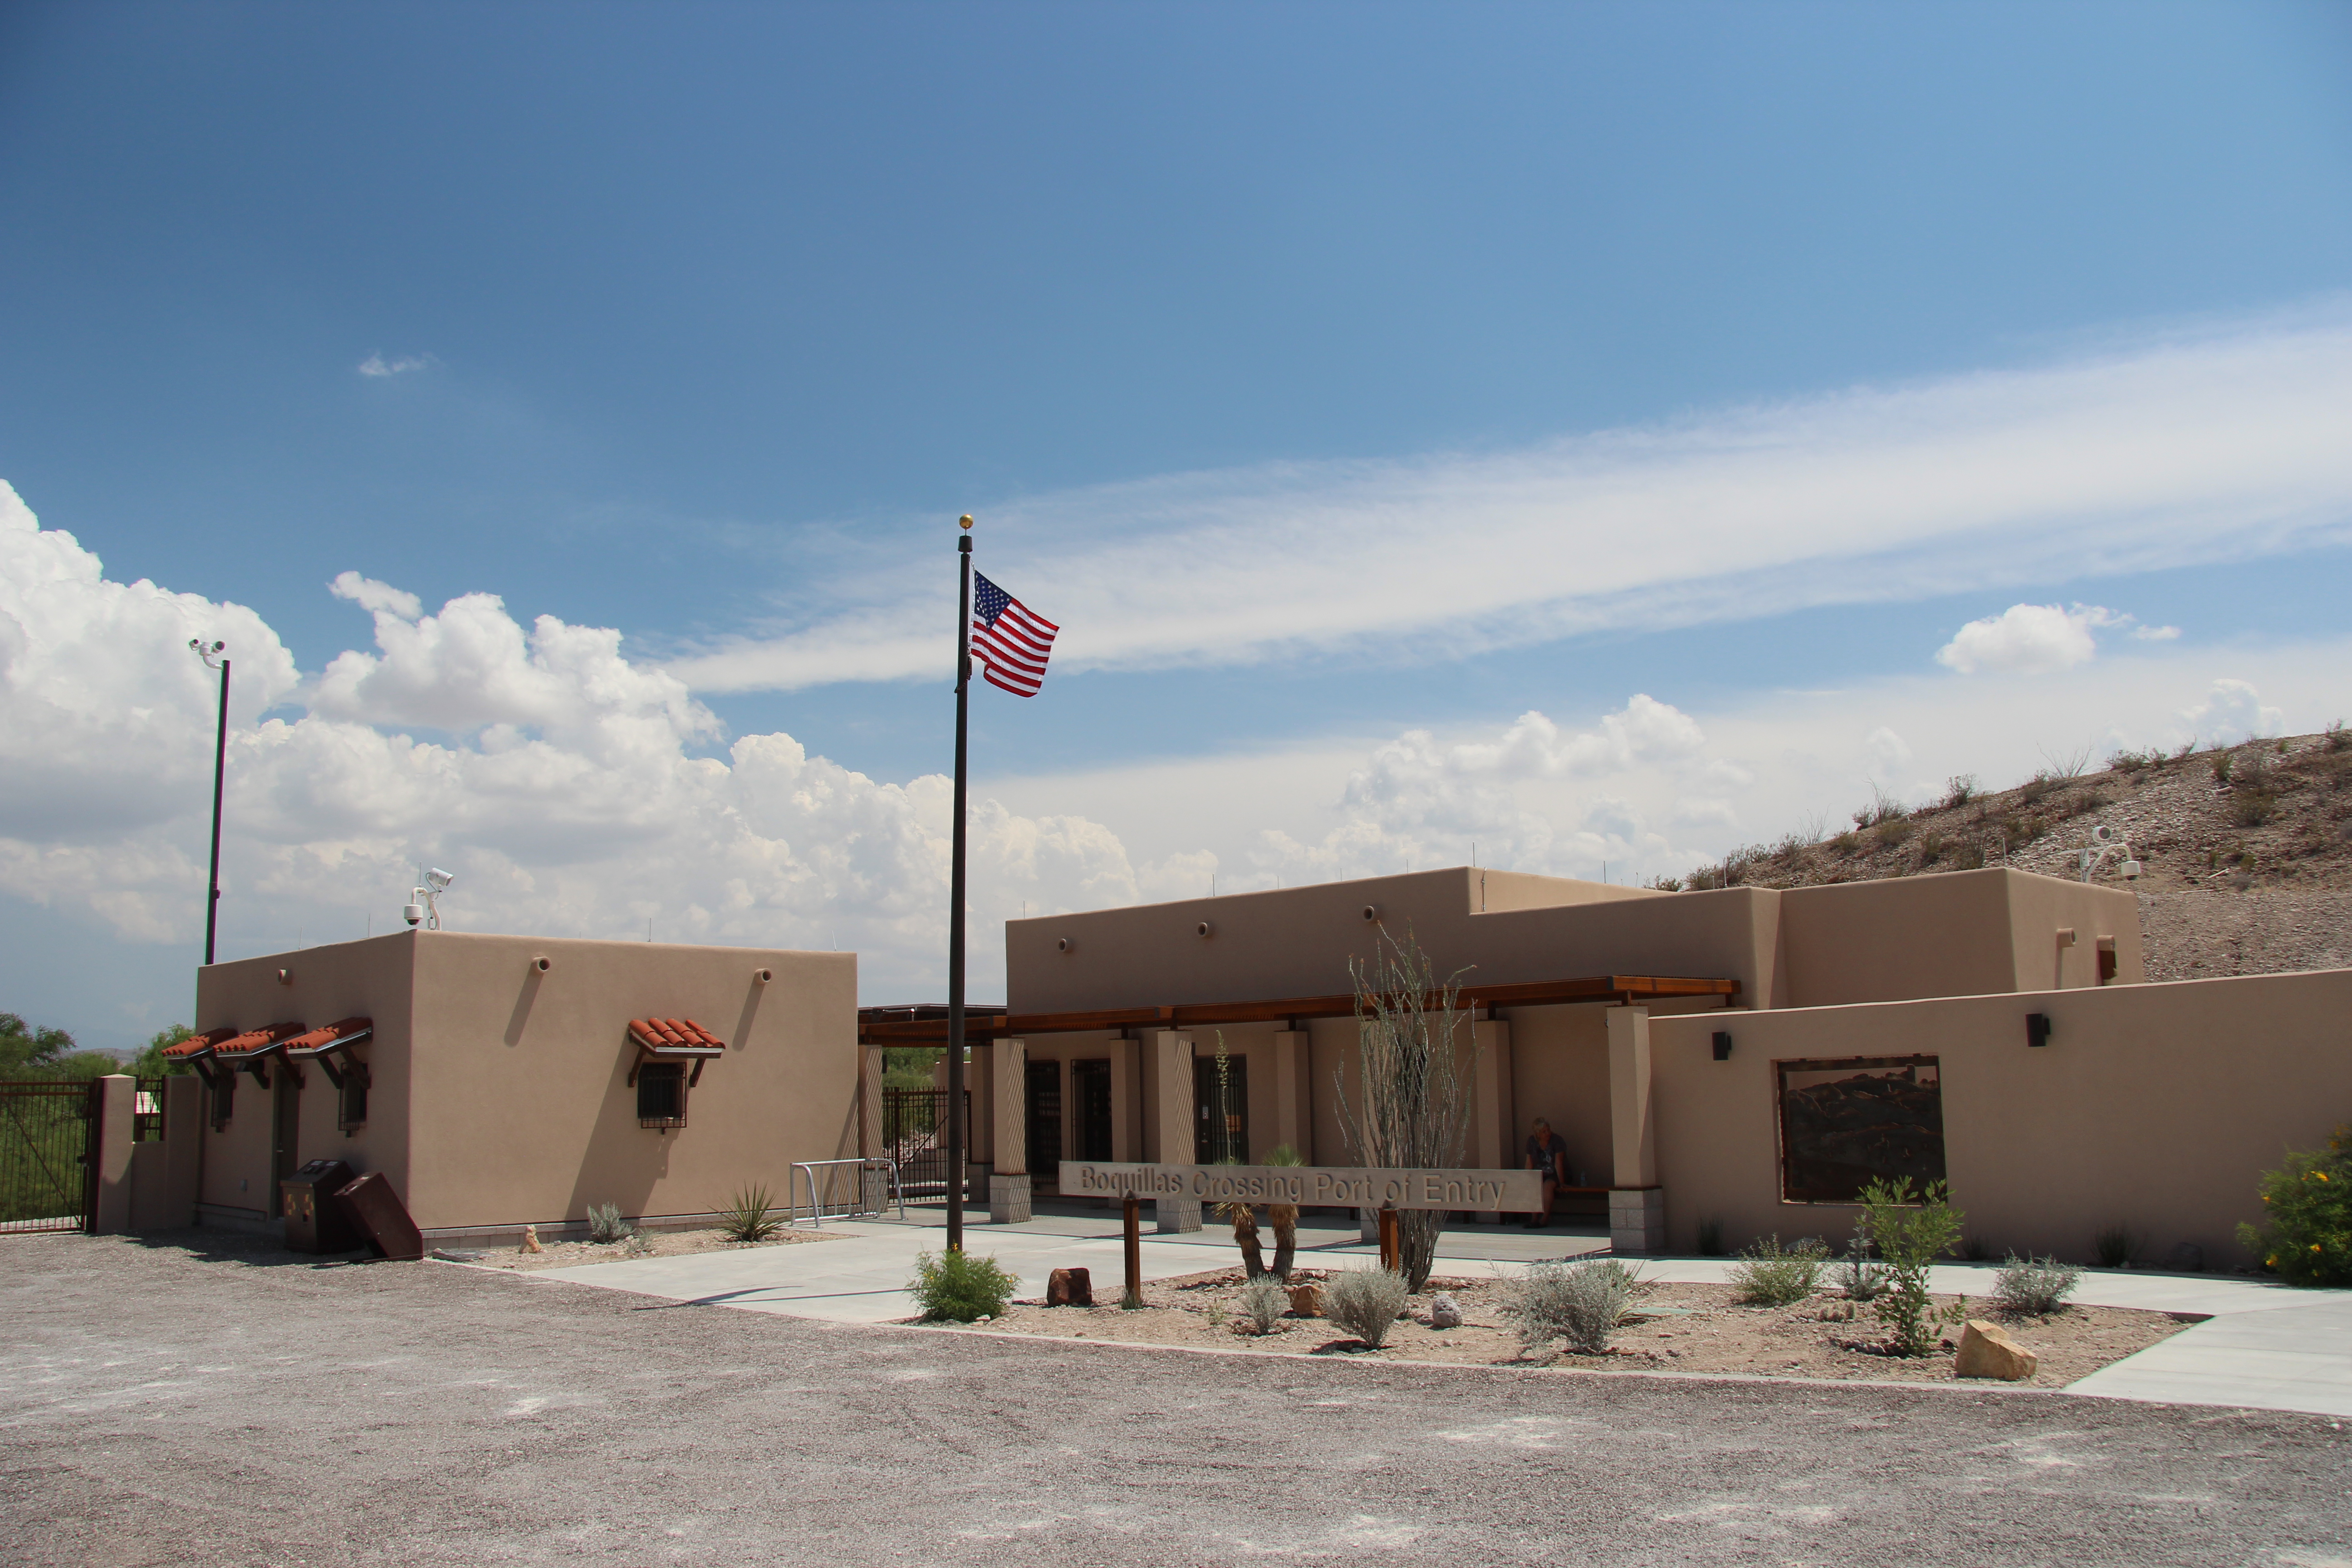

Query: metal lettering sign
1060,1162,1543,1212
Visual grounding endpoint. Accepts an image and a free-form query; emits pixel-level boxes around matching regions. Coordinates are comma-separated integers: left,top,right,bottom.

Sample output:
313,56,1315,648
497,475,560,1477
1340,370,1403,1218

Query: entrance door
1194,1055,1248,1164
271,1069,301,1219
1070,1059,1112,1161
1024,1062,1062,1184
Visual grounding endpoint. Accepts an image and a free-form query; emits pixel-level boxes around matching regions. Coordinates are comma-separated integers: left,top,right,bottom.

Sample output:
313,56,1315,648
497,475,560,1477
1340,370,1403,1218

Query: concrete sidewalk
526,1209,2352,1420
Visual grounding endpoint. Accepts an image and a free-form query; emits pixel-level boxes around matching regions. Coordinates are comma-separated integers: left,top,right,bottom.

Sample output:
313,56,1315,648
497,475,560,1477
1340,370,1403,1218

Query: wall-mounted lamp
2027,1012,2053,1048
1711,1030,1733,1061
277,968,293,986
531,955,552,974
1054,937,1073,955
1195,921,1214,939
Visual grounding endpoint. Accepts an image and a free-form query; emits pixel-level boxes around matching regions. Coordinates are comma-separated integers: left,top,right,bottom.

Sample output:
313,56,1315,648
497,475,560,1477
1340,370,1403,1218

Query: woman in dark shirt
1525,1117,1569,1227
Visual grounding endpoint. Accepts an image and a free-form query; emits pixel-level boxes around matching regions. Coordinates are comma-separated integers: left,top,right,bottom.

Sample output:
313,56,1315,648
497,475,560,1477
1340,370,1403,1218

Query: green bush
909,1249,1019,1322
1727,1234,1829,1305
1858,1177,1967,1356
2236,1127,2352,1286
718,1184,783,1243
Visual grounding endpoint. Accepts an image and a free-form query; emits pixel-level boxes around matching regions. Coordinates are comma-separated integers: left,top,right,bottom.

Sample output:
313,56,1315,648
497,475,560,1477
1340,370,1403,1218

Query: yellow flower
2268,1256,2279,1267
2313,1244,2324,1253
2316,1171,2331,1182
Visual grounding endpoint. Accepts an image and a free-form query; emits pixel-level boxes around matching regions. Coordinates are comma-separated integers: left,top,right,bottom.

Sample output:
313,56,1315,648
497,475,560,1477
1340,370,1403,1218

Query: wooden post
1122,1192,1142,1309
1377,1202,1399,1272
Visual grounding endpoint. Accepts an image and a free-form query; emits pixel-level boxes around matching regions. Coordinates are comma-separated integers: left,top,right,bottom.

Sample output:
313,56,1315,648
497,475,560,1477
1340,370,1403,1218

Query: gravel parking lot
4,1233,2348,1567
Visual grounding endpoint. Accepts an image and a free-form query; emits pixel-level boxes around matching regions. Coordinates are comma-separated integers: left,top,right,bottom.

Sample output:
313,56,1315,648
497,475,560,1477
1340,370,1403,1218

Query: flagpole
945,515,975,1253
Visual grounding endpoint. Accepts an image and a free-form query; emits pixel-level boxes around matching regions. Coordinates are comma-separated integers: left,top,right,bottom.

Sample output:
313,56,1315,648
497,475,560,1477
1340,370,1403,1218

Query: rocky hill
1671,727,2352,983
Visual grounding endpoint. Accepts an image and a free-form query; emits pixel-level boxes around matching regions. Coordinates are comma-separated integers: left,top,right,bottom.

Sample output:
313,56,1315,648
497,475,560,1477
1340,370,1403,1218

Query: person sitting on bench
1524,1117,1570,1227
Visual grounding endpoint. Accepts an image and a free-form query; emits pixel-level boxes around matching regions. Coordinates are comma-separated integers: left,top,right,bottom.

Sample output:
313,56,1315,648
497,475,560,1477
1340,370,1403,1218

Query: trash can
280,1158,361,1253
333,1170,425,1261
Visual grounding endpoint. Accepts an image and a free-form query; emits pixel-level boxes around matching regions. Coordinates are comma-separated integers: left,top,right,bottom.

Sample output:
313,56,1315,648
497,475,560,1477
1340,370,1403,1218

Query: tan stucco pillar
990,1039,1031,1223
966,1046,993,1196
861,1047,885,1160
154,1073,202,1229
1606,1006,1665,1253
1470,1017,1515,1223
1146,1029,1200,1231
90,1074,137,1235
1109,1036,1139,1161
1271,1030,1312,1159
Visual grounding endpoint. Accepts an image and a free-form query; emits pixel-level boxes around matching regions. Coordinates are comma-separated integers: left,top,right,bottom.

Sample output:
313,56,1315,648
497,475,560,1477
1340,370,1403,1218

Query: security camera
2091,826,2116,845
2121,858,2143,881
402,902,424,927
426,868,455,892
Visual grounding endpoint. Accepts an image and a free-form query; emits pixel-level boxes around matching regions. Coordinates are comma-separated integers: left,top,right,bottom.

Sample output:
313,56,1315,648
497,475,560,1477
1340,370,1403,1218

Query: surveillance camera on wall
2121,858,2143,881
402,902,424,927
2091,826,2116,845
426,867,455,892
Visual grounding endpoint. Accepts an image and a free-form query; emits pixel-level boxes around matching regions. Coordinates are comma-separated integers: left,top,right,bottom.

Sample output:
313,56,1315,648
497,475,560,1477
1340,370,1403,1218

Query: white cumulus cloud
357,353,436,377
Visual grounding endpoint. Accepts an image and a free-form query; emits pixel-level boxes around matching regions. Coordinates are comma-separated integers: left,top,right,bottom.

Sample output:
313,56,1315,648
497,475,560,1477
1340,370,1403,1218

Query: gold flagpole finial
958,514,974,529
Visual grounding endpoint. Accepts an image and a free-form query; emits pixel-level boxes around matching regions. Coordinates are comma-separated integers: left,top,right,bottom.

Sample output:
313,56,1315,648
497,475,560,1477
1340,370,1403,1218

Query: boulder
1429,1293,1463,1329
1955,1319,2039,1381
1288,1283,1324,1318
1047,1267,1093,1308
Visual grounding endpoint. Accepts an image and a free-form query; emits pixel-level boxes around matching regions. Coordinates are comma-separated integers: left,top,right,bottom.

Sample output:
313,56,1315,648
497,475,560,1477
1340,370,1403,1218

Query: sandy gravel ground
445,1223,838,1272
8,1232,2347,1568
976,1268,2188,1389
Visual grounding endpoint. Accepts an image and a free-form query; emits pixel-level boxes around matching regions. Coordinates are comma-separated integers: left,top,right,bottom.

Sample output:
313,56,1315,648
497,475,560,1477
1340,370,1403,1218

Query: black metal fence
0,1080,100,1234
883,1087,970,1199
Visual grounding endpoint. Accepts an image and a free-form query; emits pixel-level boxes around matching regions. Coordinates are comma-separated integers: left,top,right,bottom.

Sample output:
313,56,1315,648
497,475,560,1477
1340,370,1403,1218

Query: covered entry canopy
857,973,1739,1046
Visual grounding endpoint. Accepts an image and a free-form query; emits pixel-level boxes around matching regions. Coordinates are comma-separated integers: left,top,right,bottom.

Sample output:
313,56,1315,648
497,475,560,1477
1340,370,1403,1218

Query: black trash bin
281,1158,361,1253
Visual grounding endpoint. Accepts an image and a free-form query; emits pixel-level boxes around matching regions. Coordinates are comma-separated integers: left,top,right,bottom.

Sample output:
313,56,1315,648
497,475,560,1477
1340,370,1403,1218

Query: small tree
1857,1176,1967,1356
1333,926,1474,1291
2236,1127,2352,1286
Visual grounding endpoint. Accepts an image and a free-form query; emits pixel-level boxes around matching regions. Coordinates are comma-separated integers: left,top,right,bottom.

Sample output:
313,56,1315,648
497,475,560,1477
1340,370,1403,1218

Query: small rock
1429,1293,1463,1329
1954,1319,2039,1381
1288,1284,1324,1318
971,1314,992,1324
1047,1267,1094,1308
431,1248,486,1263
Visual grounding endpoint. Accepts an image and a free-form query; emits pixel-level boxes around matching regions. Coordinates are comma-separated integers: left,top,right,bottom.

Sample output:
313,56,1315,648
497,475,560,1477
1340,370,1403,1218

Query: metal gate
882,1087,970,1199
0,1080,100,1235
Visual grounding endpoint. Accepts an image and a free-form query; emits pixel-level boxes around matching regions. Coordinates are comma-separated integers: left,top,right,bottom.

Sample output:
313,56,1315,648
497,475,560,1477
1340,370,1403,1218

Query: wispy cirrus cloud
357,352,437,377
664,302,2352,693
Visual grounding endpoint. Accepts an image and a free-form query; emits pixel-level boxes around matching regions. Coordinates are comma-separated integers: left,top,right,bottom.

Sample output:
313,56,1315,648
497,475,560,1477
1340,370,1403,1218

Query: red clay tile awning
627,1018,726,1058
162,1026,241,1061
283,1019,373,1058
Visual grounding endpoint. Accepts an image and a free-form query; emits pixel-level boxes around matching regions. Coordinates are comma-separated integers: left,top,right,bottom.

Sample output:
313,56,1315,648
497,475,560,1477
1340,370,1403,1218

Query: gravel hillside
1672,727,2352,982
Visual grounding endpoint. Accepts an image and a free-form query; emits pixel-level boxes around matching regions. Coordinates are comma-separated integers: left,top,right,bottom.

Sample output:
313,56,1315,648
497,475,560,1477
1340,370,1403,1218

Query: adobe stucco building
120,931,856,1245
864,865,2352,1269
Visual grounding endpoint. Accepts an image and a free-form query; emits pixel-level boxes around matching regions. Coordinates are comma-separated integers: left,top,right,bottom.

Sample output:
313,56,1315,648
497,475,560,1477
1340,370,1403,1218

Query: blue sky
2,2,2349,1048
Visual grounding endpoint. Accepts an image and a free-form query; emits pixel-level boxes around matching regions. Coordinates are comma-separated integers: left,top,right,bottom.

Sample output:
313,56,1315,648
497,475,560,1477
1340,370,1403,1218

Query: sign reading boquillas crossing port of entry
1060,1162,1542,1212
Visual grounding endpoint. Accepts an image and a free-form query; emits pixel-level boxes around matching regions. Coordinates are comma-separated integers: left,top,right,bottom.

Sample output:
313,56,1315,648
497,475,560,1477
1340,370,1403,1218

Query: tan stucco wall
404,931,856,1231
1776,869,2142,1007
193,933,418,1221
1646,967,2352,1268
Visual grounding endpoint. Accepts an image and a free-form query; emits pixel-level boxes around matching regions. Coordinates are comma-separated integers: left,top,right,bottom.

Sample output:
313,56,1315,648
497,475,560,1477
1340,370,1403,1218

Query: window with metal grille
637,1063,687,1127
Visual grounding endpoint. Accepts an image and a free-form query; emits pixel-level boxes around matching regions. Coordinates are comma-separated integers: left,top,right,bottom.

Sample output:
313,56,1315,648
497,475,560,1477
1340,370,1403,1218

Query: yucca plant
586,1201,634,1244
719,1183,783,1243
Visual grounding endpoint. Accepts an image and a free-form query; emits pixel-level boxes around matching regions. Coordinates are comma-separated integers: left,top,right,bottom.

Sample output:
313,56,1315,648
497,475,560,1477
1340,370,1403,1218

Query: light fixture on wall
2027,1013,2053,1048
277,968,294,987
1711,1031,1733,1061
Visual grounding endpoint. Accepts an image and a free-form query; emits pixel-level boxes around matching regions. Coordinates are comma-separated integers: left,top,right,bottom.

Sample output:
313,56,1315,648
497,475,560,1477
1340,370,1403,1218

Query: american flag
970,572,1058,697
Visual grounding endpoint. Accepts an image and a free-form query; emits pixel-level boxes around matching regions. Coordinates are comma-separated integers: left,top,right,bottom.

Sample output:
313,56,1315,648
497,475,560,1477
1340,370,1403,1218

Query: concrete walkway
526,1207,2352,1420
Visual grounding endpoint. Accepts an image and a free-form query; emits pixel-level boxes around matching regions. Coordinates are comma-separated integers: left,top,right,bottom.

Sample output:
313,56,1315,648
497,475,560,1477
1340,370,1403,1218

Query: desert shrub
718,1184,783,1243
1323,1267,1410,1347
1695,1217,1725,1257
1727,1234,1829,1305
1832,1224,1889,1302
1502,1258,1639,1355
1858,1177,1967,1356
1830,830,1859,856
1916,831,1945,864
1959,1234,1992,1262
2107,749,2155,774
1950,841,1987,871
1647,875,1684,892
1993,1253,2083,1316
1941,774,1978,808
2328,721,2348,755
2093,1223,2141,1268
2018,774,2055,805
908,1250,1019,1322
586,1202,635,1244
2235,1126,2352,1286
2232,789,2278,828
1237,1279,1288,1334
2212,750,2235,784
1873,817,1914,851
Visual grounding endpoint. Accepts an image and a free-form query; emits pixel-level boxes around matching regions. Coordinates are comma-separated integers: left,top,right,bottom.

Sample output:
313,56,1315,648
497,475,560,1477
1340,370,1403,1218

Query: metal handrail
789,1157,903,1227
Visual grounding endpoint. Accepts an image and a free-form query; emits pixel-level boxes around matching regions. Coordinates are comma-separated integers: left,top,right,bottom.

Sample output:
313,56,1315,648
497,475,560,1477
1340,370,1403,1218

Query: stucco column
1606,1006,1665,1253
990,1038,1031,1223
1147,1029,1200,1231
861,1047,884,1160
1109,1036,1139,1161
965,1045,992,1205
90,1074,137,1235
1271,1029,1312,1159
1470,1017,1514,1223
